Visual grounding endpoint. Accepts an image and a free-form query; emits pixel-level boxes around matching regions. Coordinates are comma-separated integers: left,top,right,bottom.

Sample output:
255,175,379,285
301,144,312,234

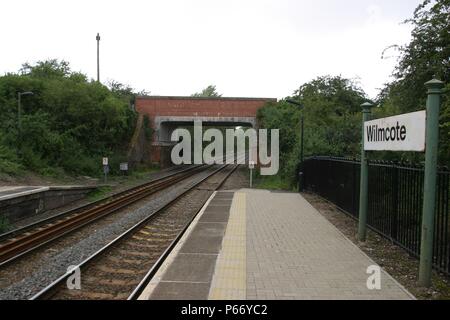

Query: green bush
0,216,10,233
0,145,22,175
257,75,367,188
0,59,138,177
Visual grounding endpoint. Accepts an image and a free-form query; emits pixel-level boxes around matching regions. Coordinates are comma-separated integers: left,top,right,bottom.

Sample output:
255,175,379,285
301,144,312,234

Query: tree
257,75,367,184
20,59,71,79
378,0,450,164
108,80,134,99
0,59,138,176
191,85,222,97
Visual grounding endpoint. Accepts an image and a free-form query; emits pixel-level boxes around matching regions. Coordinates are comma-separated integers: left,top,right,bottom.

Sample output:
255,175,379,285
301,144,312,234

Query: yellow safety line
209,192,246,300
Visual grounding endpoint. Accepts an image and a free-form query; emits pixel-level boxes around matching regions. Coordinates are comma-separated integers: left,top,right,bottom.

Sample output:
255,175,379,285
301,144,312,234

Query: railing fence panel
303,156,450,276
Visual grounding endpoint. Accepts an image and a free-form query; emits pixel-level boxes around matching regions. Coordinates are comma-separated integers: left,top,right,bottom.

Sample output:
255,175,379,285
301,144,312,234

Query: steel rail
0,165,196,242
31,164,237,300
0,165,207,266
0,165,194,242
128,164,238,300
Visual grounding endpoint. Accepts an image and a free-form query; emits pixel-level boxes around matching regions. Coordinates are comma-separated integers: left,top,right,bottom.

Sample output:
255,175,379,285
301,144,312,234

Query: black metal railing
303,156,450,276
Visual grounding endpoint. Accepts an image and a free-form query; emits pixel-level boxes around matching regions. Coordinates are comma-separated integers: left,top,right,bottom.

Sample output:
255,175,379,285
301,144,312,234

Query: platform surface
141,189,414,300
0,186,48,200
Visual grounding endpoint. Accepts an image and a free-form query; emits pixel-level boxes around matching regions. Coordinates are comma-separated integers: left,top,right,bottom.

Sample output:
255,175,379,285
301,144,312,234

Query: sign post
120,162,129,176
419,79,444,287
102,157,109,183
249,161,255,188
359,78,444,287
358,102,373,242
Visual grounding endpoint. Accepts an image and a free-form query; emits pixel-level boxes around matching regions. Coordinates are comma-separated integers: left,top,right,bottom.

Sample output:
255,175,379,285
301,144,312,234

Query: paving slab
180,222,227,254
162,253,218,283
151,282,211,300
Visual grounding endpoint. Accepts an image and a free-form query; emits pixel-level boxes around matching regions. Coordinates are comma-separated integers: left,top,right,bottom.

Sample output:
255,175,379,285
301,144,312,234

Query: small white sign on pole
102,157,109,166
249,161,255,188
364,110,426,152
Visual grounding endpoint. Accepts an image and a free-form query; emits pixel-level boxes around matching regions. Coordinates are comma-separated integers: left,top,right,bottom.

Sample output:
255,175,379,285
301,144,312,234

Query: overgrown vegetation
0,59,140,177
375,0,449,163
257,0,449,189
87,186,114,202
191,85,222,97
143,115,153,140
257,75,366,187
0,216,10,233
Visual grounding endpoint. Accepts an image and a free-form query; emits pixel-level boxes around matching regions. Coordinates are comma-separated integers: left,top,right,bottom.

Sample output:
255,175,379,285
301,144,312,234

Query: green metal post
358,102,373,242
299,115,304,192
17,93,22,137
418,78,444,287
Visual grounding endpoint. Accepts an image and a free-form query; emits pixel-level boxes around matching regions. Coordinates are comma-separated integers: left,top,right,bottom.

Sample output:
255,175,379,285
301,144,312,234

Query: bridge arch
135,96,276,164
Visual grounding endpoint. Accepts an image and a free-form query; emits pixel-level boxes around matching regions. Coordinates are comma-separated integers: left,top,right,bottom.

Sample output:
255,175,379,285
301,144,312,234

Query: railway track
0,164,207,266
32,164,238,300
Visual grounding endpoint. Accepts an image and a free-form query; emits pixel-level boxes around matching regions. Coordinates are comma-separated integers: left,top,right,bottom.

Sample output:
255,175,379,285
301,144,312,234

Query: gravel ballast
0,167,218,300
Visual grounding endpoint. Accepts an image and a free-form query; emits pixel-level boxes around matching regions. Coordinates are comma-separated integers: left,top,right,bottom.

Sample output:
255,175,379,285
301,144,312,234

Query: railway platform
138,189,414,300
0,186,48,201
140,189,414,300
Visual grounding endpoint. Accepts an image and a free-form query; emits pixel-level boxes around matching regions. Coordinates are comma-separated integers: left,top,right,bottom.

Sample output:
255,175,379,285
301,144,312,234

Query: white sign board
102,157,109,165
364,110,426,152
249,161,255,169
120,162,128,171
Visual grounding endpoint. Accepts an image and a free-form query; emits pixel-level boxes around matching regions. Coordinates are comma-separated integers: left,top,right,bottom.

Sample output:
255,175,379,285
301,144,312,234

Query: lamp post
286,99,305,191
18,91,34,138
96,33,101,82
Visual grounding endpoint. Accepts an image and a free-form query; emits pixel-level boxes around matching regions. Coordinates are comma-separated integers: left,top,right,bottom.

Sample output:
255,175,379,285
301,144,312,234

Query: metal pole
17,93,21,136
418,78,444,287
96,33,100,82
358,102,373,242
300,116,304,164
299,115,304,191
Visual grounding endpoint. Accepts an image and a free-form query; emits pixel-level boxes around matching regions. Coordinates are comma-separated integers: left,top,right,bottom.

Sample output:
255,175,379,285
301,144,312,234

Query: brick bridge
135,96,276,164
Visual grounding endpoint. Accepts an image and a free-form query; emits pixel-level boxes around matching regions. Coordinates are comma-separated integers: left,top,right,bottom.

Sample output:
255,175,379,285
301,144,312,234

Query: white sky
0,0,421,99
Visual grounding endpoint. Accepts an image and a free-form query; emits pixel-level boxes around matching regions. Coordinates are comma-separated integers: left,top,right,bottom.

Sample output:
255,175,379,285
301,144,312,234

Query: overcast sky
0,0,421,99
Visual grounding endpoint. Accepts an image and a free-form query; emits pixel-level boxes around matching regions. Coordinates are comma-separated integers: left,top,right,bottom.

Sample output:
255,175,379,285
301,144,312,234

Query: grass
86,165,161,201
254,174,295,191
0,216,10,234
128,166,160,180
87,186,113,202
108,166,160,187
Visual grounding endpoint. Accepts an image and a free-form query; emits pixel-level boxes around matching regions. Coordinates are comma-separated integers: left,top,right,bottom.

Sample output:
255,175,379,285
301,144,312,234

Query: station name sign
364,110,426,152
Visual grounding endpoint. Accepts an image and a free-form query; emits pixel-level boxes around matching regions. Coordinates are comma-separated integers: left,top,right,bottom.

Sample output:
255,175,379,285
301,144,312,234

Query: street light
286,99,305,191
17,91,34,150
96,33,101,82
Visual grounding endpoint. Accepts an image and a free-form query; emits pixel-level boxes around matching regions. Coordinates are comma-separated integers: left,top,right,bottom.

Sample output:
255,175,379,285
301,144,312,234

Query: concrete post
418,78,444,287
358,102,373,242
